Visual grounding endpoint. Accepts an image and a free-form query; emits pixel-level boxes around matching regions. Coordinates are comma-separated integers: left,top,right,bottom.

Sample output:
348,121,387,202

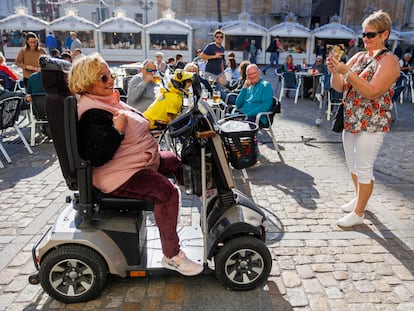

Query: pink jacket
77,93,160,193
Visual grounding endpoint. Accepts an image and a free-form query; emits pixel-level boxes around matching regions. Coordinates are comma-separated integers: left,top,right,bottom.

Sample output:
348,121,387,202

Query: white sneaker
341,197,357,212
336,211,364,227
161,250,204,276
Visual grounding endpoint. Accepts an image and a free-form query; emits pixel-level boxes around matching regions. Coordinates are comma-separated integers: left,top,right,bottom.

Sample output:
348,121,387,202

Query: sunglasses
100,73,116,83
215,35,223,39
362,31,384,39
145,68,157,73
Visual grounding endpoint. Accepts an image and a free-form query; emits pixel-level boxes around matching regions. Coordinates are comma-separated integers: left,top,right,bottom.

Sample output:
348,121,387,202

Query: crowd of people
1,13,413,241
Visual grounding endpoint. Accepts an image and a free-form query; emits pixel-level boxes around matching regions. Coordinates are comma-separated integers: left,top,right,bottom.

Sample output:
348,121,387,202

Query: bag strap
342,48,388,104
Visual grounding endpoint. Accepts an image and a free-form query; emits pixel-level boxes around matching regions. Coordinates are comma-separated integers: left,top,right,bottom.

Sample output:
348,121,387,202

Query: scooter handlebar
196,130,216,138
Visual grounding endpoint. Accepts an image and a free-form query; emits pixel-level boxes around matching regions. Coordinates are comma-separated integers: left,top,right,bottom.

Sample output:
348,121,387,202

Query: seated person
281,54,296,72
154,51,167,75
127,59,159,112
183,62,213,96
175,53,186,70
144,69,194,131
217,60,250,107
68,53,203,276
301,57,310,70
399,53,412,74
60,52,73,62
224,57,240,85
72,48,85,61
235,64,273,125
306,55,328,99
26,68,46,102
26,68,49,135
50,49,61,58
0,51,20,90
0,85,25,101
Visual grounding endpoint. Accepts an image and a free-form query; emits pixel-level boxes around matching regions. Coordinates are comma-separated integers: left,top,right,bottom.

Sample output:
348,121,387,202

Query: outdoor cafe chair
278,71,302,104
30,94,49,146
222,96,281,153
0,96,33,167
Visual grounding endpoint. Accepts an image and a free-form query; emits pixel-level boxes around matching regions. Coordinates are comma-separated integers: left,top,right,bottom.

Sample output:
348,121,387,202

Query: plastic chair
391,72,410,120
327,88,343,121
255,96,281,152
393,72,413,106
13,79,26,93
0,96,33,165
120,95,128,103
0,70,16,91
30,94,48,146
278,72,302,104
315,73,330,110
224,96,281,153
224,92,238,114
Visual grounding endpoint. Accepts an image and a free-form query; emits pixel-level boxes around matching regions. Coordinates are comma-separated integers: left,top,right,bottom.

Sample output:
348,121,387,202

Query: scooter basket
220,121,259,169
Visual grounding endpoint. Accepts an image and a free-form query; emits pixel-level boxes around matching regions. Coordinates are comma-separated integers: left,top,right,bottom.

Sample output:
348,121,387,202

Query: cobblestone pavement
0,72,413,311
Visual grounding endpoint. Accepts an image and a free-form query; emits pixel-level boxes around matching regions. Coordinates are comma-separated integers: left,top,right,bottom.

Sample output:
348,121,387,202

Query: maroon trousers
110,151,181,258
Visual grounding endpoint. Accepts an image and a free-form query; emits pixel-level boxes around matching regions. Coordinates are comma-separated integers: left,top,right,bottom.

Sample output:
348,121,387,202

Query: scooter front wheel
39,244,108,303
214,236,272,291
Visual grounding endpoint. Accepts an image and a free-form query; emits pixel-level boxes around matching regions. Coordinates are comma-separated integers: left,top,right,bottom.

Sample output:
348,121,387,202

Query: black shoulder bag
332,49,388,133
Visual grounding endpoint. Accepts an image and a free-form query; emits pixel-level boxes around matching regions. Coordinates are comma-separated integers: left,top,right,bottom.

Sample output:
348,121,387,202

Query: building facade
17,0,412,32
1,0,413,62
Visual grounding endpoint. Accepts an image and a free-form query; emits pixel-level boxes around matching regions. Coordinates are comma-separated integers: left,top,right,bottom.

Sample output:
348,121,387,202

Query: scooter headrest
39,55,71,73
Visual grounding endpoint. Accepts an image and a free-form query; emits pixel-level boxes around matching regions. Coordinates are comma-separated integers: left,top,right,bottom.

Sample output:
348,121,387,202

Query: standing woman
15,32,47,87
326,10,400,227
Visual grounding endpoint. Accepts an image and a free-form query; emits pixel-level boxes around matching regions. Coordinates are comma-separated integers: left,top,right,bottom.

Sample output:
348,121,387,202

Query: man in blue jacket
45,32,57,55
235,64,274,126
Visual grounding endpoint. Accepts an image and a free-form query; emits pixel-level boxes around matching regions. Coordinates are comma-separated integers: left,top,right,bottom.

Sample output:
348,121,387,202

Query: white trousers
342,131,385,184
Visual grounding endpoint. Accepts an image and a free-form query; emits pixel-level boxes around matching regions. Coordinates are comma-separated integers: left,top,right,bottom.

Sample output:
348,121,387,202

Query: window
102,32,142,49
149,34,188,50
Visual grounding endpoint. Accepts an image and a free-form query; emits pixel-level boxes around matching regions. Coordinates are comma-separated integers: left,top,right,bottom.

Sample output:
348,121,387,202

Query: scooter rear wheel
215,236,272,291
39,244,108,303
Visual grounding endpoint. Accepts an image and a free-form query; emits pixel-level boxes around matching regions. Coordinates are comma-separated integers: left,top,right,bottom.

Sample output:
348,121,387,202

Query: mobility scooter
28,56,272,303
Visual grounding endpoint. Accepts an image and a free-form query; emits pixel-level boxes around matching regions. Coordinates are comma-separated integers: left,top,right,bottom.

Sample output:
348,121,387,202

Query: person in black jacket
262,36,282,75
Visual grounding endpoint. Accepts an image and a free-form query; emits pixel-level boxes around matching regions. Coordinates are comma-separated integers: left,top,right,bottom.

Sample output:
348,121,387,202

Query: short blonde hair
362,10,392,33
68,53,107,94
184,62,199,73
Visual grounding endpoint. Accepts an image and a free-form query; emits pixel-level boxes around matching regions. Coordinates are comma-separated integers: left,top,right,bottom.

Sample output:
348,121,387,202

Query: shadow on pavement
0,142,58,188
27,273,292,311
240,158,319,211
363,211,414,276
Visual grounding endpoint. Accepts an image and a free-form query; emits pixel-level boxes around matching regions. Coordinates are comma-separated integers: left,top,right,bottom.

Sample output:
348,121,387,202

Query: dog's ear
176,71,182,81
192,74,202,101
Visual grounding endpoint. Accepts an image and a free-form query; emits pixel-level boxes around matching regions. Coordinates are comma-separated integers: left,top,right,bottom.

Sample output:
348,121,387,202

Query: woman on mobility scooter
68,53,203,276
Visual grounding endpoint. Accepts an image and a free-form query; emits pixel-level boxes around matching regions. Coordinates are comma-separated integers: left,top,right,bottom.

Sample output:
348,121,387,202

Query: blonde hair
0,52,5,63
362,10,392,34
68,53,107,94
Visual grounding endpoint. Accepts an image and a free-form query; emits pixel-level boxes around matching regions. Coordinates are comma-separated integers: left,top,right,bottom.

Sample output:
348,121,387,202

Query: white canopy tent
311,16,357,62
99,16,144,63
49,13,98,55
267,20,311,65
145,10,192,62
0,12,49,60
222,18,267,64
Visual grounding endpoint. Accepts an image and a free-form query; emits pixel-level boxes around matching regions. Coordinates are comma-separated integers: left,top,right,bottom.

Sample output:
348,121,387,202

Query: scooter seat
96,192,154,212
